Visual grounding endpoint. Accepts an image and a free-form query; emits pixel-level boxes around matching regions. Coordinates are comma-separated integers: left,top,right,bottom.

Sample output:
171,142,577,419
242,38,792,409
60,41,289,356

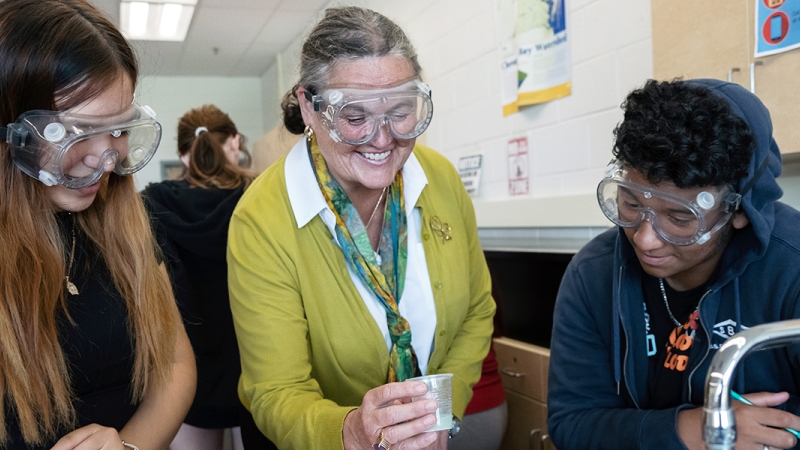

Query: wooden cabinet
651,0,800,155
494,337,553,450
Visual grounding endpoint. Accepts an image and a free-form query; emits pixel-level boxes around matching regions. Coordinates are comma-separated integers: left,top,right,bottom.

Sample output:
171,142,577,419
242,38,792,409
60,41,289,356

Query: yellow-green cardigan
227,143,495,450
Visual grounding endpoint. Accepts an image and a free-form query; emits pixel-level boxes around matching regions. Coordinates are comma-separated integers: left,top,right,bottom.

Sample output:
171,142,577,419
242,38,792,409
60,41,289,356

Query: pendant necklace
658,278,681,327
65,222,79,296
365,186,388,229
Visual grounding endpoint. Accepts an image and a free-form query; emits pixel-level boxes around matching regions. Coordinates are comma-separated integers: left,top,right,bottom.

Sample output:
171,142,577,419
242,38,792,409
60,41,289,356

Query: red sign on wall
507,137,529,196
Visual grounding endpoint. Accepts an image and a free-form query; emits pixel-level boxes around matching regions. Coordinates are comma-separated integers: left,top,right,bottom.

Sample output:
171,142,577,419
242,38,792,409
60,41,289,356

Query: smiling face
45,76,134,212
622,167,750,291
298,56,418,197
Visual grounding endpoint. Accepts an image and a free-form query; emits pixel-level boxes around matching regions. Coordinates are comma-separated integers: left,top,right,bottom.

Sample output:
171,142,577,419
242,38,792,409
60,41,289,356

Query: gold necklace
365,186,388,229
65,225,79,296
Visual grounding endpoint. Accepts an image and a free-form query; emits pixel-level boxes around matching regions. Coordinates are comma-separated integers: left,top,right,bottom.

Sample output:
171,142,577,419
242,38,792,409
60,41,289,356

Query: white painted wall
262,0,652,227
261,62,283,132
133,76,264,189
778,174,800,211
260,0,800,226
261,25,307,132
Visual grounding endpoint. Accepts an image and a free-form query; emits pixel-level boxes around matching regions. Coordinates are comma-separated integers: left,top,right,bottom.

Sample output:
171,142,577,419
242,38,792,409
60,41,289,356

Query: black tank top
2,215,137,449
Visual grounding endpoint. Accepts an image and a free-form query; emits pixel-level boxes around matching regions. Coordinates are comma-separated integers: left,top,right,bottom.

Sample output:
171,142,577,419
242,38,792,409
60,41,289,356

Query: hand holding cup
343,380,439,450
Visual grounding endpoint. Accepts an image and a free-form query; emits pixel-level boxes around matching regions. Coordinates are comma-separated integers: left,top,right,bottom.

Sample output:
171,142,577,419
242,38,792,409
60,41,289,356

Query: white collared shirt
284,138,437,375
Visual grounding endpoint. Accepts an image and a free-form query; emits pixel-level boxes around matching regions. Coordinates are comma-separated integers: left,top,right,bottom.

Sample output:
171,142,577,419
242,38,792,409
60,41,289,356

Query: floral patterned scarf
307,136,421,381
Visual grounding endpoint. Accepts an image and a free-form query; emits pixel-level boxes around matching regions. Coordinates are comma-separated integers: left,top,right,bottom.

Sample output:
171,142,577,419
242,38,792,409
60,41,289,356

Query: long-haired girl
0,1,196,449
143,104,255,450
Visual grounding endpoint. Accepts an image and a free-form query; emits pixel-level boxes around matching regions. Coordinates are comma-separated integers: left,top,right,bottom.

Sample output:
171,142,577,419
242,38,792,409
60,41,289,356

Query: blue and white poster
496,0,571,116
755,0,800,57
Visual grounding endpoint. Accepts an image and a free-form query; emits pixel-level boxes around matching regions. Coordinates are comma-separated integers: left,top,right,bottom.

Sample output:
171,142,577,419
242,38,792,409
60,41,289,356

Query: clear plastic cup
408,373,454,432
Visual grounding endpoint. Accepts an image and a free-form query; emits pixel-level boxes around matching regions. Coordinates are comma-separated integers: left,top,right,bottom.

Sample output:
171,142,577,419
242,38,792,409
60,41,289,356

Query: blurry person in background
143,104,256,450
0,0,195,449
227,6,496,450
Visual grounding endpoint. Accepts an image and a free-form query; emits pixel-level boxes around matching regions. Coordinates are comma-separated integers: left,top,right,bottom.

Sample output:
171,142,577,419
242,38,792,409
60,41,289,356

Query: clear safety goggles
305,80,434,145
2,102,161,189
597,161,742,246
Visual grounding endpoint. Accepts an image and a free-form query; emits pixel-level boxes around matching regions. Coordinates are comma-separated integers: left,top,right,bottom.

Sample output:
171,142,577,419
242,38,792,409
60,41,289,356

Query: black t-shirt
3,215,137,449
643,273,710,409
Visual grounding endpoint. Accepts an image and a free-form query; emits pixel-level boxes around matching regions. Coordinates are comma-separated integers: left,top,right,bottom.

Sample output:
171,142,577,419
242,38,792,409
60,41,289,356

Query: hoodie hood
684,79,783,265
143,179,245,262
609,79,785,392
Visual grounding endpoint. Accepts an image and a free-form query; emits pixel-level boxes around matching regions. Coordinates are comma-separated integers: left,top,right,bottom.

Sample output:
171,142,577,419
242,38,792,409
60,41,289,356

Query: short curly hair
613,79,755,189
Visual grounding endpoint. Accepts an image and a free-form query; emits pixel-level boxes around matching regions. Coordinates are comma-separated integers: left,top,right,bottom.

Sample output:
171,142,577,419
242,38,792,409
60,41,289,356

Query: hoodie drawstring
613,266,622,394
733,277,746,392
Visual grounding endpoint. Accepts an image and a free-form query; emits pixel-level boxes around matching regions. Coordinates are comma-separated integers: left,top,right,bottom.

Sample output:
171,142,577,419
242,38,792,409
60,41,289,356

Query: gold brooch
429,215,451,244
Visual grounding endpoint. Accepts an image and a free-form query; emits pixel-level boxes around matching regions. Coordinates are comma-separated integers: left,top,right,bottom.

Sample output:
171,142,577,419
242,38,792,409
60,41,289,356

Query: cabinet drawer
494,337,550,402
499,389,548,450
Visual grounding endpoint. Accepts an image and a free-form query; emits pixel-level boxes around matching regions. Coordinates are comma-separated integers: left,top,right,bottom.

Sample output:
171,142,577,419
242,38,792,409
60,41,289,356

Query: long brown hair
178,104,255,189
0,0,180,444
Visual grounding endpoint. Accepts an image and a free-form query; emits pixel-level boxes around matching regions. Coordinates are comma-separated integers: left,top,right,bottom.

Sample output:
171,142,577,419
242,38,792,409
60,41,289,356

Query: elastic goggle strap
736,156,769,201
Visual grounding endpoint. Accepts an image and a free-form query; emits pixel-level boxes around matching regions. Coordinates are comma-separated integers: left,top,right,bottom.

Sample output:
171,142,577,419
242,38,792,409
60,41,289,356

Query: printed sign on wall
458,154,483,197
507,137,530,196
755,0,800,57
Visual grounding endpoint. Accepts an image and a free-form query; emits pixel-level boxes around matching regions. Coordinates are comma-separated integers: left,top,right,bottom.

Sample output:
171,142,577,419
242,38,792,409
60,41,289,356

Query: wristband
122,441,139,450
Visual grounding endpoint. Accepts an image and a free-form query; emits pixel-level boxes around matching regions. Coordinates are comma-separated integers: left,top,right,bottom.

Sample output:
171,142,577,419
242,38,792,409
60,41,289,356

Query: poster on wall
507,137,530,196
755,0,800,57
496,0,572,116
458,154,484,197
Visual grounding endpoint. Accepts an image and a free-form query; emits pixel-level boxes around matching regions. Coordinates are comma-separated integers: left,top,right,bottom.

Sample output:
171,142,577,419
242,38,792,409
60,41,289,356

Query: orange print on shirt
664,310,700,372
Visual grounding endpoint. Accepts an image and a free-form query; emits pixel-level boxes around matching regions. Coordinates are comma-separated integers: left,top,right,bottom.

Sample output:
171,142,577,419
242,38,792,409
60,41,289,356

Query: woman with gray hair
227,6,496,450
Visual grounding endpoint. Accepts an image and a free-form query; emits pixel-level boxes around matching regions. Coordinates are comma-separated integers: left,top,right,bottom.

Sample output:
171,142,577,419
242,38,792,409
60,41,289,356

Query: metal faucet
703,318,800,450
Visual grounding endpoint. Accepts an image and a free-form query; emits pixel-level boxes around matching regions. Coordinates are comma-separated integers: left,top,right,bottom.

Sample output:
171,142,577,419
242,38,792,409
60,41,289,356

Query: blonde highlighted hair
0,0,180,444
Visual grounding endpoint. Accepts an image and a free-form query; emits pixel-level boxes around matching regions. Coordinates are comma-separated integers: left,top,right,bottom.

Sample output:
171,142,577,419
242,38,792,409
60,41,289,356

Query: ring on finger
373,431,391,450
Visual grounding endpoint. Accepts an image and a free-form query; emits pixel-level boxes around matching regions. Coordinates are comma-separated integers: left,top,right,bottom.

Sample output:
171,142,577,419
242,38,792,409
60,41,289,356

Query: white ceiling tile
179,48,242,76
132,41,186,77
87,0,331,77
235,54,278,77
182,41,240,62
200,0,281,9
253,10,316,47
187,7,271,45
280,0,331,13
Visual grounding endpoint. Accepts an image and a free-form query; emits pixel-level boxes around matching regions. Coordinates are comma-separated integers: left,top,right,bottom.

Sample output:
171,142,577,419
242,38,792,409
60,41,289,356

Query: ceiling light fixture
120,0,198,42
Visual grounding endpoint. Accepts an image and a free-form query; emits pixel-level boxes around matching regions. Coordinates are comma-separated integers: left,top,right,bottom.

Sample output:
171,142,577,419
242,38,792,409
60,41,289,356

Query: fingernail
424,415,436,426
414,383,427,394
425,401,437,412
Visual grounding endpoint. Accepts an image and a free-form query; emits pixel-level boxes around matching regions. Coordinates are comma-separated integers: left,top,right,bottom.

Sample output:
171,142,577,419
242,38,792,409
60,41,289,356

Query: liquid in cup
409,373,453,432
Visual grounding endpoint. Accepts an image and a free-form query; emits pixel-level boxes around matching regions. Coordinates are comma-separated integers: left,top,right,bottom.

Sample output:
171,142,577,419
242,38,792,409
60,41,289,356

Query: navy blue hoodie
547,79,800,449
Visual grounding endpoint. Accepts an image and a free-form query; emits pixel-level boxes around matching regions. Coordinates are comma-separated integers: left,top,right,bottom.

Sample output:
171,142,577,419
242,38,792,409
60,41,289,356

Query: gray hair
281,6,422,134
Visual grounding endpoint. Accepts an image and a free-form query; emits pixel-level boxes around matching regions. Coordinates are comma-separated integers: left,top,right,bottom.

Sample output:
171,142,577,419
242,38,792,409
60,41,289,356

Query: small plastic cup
408,373,454,432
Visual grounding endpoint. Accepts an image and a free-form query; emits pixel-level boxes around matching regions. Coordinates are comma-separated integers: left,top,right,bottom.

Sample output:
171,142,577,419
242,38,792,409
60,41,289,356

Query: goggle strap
0,127,10,157
416,81,432,97
140,105,157,119
303,89,323,112
736,156,769,201
2,124,29,149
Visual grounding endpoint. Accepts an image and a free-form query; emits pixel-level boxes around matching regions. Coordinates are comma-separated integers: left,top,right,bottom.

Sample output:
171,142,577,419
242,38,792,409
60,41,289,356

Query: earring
304,125,314,140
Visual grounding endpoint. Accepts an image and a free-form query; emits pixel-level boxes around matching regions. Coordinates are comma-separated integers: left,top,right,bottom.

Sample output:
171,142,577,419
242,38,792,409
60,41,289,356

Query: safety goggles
597,161,742,246
2,102,161,189
305,80,434,145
